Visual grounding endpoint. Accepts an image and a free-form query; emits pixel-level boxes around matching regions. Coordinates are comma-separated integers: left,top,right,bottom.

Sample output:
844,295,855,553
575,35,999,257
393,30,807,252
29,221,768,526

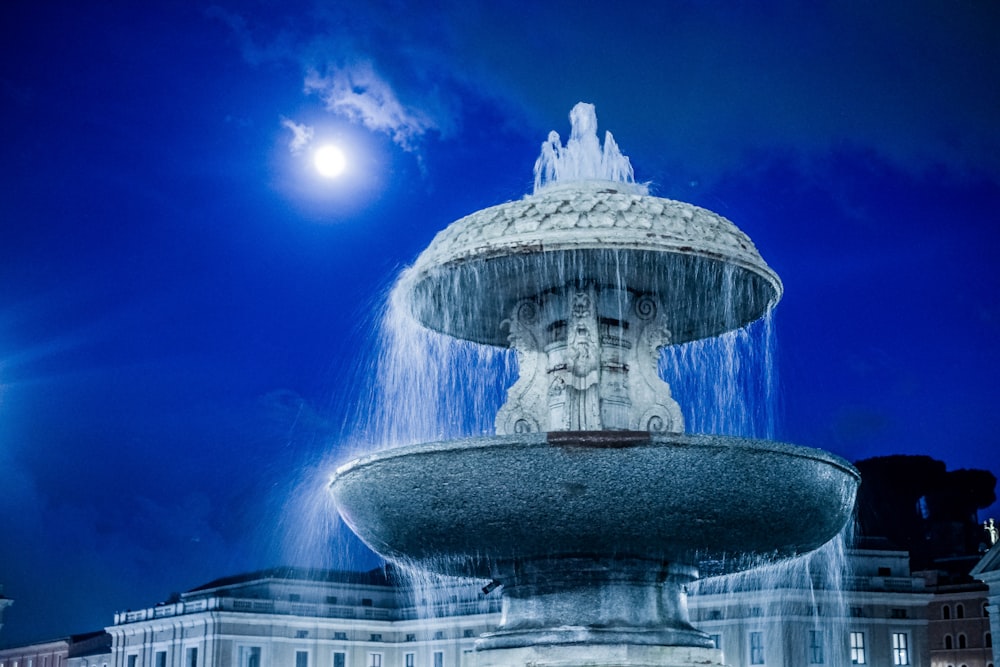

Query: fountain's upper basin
399,182,782,347
330,432,858,578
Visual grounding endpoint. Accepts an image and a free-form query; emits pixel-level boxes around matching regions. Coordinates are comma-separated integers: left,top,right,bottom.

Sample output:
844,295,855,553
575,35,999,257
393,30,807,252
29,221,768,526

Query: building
972,543,1000,667
5,543,1000,667
105,567,497,667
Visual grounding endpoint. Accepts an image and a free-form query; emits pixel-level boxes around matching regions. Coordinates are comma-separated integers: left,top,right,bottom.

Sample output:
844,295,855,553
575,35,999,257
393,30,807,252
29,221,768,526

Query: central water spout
533,102,646,194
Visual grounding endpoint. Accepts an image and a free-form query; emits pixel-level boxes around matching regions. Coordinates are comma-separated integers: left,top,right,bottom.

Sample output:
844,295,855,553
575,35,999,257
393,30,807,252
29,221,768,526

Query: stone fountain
331,103,859,667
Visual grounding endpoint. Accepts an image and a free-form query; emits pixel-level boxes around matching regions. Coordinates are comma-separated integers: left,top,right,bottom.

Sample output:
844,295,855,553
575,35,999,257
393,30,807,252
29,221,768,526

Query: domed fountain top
400,103,782,348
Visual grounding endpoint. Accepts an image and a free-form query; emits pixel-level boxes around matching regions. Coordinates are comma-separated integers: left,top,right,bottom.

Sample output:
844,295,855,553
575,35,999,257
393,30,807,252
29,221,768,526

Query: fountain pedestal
480,559,709,650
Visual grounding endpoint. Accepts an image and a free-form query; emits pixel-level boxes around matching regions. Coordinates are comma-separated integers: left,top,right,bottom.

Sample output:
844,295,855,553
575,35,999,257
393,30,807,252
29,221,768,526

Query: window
850,632,866,665
708,609,723,620
850,607,865,618
943,605,952,620
750,607,763,617
463,630,474,638
809,630,824,664
186,648,197,667
289,594,301,602
433,631,444,640
334,633,348,641
368,654,382,667
958,634,966,649
890,608,908,619
296,631,309,639
986,632,992,648
156,652,166,667
333,653,346,667
326,596,338,604
878,567,892,576
709,634,721,650
957,604,965,619
405,634,416,642
750,632,765,665
361,598,374,607
128,657,137,667
240,647,261,667
807,629,826,663
892,633,909,666
945,635,953,650
370,634,382,642
404,654,414,667
985,603,990,617
432,653,443,667
296,652,309,667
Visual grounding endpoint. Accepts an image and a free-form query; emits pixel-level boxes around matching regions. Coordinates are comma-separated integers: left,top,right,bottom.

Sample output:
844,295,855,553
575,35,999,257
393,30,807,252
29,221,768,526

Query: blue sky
1,0,999,645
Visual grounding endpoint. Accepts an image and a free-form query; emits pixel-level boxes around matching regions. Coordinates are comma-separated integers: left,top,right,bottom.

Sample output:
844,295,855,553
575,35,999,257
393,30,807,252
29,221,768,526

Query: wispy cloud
280,117,314,154
304,61,439,152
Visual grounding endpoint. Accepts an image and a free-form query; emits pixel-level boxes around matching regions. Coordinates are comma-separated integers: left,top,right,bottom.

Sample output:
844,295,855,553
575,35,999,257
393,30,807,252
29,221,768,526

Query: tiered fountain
331,103,859,667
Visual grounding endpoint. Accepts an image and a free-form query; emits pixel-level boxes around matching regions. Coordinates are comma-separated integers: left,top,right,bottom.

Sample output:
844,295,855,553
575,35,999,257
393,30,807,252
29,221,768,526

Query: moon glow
314,144,347,178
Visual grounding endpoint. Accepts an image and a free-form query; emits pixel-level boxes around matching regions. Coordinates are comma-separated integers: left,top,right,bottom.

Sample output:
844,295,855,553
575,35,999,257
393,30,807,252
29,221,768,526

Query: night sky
2,0,999,646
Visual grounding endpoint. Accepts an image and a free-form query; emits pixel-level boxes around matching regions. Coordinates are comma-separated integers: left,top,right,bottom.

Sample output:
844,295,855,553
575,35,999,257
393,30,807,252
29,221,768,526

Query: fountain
330,103,859,667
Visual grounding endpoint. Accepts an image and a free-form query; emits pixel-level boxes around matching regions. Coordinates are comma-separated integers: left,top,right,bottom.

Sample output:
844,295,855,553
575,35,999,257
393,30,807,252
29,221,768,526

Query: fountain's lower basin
330,432,859,577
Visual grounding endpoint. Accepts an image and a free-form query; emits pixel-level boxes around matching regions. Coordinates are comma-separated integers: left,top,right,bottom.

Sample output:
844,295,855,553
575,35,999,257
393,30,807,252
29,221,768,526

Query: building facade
5,546,1000,667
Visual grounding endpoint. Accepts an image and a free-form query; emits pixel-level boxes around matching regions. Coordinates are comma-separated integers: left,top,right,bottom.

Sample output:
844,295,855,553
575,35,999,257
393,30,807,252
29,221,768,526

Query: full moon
314,144,347,178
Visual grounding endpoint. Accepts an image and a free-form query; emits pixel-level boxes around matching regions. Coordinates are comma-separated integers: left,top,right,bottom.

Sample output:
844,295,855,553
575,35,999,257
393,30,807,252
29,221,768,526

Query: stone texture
330,432,859,575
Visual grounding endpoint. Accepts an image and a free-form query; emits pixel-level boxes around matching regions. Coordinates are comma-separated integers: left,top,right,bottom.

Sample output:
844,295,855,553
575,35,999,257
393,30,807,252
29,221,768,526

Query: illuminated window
850,632,866,664
892,633,909,665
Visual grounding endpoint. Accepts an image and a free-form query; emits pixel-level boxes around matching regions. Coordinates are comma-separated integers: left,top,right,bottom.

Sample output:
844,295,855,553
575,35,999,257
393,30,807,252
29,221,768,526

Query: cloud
280,117,314,154
304,61,439,152
209,5,460,157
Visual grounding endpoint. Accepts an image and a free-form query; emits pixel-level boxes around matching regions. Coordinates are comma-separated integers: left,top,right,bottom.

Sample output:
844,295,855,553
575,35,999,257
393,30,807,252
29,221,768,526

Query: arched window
986,632,992,648
985,602,990,617
945,635,953,650
957,604,965,619
958,634,967,649
943,604,952,620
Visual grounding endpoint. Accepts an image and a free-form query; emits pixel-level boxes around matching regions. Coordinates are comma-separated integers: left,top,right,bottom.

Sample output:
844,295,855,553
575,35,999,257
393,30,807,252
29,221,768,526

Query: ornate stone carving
495,299,545,435
496,288,683,434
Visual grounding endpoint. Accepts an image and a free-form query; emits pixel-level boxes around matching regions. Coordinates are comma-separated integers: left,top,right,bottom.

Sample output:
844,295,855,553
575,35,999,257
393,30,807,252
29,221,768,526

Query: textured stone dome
400,181,783,347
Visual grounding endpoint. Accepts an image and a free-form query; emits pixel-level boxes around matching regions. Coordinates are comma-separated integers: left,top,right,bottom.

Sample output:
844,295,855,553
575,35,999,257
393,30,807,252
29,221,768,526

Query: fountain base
473,644,725,667
479,558,710,650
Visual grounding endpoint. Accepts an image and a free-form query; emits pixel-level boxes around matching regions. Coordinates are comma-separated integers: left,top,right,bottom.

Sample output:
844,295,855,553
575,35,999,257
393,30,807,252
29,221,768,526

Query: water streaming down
329,103,859,667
